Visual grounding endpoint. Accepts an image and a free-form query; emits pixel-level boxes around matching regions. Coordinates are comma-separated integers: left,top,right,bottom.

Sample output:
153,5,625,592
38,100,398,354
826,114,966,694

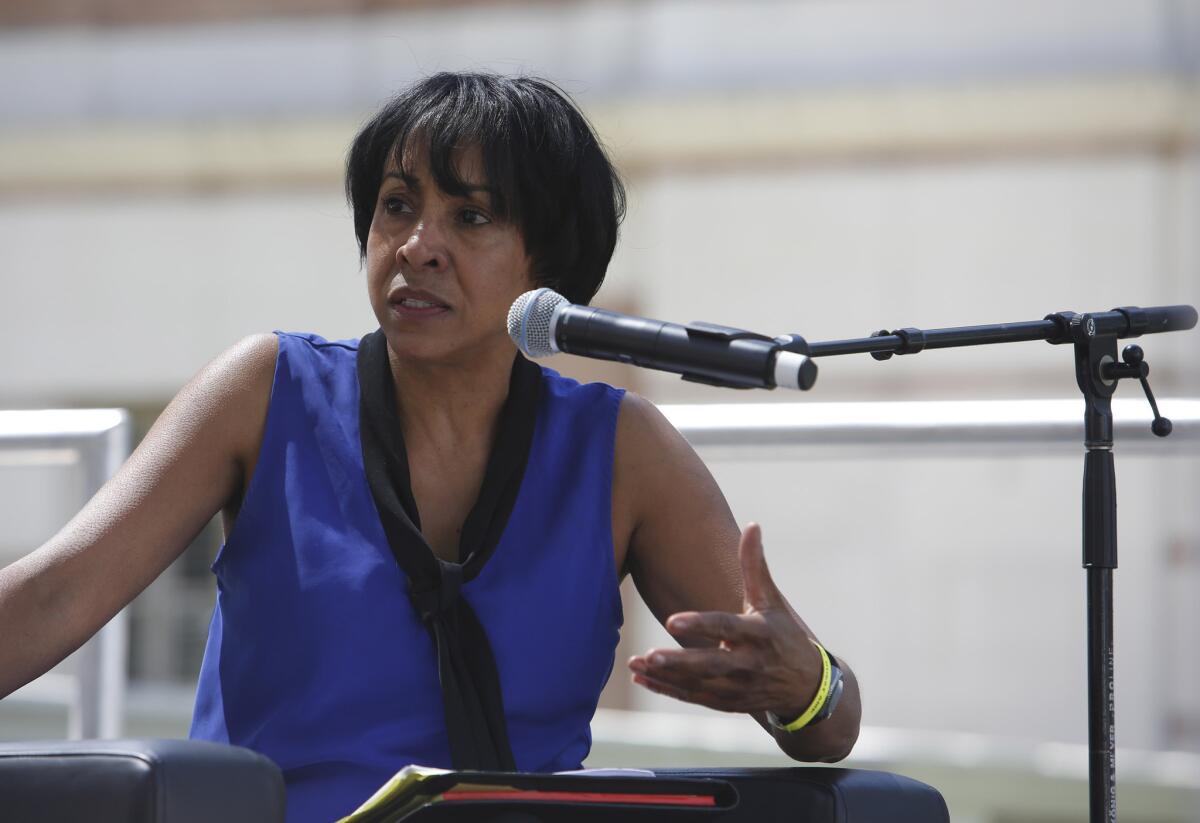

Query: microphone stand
803,305,1197,823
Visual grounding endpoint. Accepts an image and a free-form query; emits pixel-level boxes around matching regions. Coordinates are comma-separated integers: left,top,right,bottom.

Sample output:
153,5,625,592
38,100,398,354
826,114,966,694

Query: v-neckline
355,328,543,581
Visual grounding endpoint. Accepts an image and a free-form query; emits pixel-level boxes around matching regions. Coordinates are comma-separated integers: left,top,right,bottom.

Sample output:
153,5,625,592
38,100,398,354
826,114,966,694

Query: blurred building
1,2,1198,821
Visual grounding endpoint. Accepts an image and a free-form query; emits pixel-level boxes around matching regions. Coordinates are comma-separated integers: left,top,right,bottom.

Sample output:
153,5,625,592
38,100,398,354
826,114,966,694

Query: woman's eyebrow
383,170,496,200
383,171,420,188
462,185,497,201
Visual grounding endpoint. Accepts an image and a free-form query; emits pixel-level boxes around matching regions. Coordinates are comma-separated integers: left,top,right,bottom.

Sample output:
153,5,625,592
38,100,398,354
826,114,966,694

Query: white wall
623,151,1200,401
0,190,367,403
3,151,1195,404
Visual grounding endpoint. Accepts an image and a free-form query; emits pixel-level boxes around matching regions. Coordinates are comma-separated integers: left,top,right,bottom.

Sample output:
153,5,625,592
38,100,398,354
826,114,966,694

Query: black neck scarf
356,329,542,772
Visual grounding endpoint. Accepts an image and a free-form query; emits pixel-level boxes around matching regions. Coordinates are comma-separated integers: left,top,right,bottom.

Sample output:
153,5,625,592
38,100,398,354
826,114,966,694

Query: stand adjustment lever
1100,344,1173,437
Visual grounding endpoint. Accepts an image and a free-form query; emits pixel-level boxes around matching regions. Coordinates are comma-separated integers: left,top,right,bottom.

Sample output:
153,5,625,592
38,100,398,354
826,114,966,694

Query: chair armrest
0,738,285,823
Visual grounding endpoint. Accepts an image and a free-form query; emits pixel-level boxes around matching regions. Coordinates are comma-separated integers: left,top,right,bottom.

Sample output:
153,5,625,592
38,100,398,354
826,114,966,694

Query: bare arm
0,334,278,699
615,392,861,762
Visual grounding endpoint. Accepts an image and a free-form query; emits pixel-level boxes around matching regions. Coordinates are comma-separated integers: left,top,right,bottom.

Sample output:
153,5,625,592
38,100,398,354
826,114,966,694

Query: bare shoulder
170,332,278,430
613,390,727,512
81,331,280,553
0,334,280,695
613,390,683,468
611,392,672,554
131,333,277,502
204,332,279,396
77,330,279,579
613,391,743,622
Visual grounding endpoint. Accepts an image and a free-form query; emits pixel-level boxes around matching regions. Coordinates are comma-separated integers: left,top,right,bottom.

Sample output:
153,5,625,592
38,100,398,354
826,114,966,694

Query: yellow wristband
774,642,832,733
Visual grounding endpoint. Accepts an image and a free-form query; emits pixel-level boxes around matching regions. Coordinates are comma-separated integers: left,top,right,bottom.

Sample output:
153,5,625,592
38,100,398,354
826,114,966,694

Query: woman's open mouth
389,292,450,317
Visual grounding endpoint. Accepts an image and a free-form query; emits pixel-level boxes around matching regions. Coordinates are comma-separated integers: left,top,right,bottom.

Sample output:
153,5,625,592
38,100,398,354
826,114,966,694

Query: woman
0,73,859,822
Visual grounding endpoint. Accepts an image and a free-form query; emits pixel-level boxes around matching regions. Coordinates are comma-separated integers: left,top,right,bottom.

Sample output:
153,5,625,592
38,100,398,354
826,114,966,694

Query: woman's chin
383,331,515,371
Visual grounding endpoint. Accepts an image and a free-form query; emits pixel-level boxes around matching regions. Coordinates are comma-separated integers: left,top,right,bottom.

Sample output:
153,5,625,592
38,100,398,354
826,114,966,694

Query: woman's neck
388,343,518,447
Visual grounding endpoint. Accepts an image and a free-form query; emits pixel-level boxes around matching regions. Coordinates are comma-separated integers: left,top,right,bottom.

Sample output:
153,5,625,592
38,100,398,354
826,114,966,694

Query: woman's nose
398,219,447,272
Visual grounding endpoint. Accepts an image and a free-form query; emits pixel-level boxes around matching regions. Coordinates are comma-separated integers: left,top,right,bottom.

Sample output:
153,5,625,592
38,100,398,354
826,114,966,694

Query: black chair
0,738,285,823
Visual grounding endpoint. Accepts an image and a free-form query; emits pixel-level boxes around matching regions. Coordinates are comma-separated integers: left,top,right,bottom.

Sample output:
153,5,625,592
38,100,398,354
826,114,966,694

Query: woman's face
366,143,535,366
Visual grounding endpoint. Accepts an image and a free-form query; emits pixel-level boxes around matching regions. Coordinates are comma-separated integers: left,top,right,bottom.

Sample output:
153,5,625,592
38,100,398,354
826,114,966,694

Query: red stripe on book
440,790,716,806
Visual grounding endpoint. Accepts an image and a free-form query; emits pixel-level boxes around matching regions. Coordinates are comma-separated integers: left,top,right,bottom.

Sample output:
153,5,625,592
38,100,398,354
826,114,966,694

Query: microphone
507,288,817,391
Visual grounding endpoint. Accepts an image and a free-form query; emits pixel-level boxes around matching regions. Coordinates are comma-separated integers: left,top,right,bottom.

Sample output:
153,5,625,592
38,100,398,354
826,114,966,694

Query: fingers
628,644,800,713
665,610,770,647
630,646,754,684
739,522,780,612
630,671,743,713
628,648,760,713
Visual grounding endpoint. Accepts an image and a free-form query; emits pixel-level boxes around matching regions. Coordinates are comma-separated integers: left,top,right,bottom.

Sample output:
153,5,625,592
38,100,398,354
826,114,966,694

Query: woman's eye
460,208,491,226
383,196,412,215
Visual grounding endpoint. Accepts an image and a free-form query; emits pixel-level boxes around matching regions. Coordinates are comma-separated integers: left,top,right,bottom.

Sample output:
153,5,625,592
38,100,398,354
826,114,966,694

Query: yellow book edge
336,764,453,822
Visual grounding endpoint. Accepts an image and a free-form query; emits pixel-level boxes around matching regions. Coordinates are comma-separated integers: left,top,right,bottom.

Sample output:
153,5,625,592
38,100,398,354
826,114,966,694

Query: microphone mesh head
507,288,567,358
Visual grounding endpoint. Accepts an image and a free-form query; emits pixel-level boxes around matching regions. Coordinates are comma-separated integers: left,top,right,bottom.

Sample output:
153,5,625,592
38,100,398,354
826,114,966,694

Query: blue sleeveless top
189,332,625,823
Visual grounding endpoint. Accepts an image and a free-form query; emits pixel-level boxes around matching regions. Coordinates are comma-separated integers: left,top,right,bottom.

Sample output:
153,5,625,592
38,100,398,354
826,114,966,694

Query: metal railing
0,409,131,739
660,397,1200,452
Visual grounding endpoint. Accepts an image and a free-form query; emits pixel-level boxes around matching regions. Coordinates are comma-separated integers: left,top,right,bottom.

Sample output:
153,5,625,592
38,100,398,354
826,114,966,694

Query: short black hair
346,72,626,306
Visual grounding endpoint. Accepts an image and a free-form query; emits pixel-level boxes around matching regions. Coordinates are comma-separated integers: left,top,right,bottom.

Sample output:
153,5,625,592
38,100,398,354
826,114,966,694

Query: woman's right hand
0,333,278,698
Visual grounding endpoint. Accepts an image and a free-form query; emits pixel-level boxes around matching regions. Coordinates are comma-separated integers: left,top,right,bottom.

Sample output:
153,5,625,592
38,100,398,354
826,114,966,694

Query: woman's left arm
615,392,861,762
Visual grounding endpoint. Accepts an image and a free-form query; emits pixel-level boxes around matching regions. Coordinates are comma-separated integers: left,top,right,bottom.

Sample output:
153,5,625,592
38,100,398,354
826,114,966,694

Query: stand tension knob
1100,344,1173,436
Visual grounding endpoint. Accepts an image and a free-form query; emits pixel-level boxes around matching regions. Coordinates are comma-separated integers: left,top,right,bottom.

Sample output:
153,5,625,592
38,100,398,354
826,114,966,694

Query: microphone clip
680,322,779,389
683,321,778,345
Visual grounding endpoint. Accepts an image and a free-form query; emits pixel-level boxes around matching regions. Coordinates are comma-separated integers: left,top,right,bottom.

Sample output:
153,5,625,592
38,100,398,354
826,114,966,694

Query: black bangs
397,80,519,224
346,72,626,307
